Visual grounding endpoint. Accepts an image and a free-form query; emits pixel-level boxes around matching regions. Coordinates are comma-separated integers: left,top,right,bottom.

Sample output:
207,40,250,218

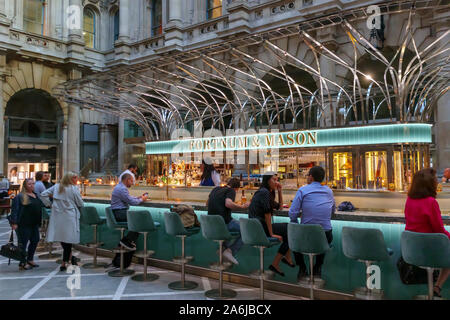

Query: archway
5,88,63,185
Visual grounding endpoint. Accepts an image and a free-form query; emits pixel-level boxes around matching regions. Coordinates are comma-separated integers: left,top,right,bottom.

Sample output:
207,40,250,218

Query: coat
40,184,84,244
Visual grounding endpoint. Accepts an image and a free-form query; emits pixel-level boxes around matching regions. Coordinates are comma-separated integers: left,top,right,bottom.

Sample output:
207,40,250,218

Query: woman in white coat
40,172,84,271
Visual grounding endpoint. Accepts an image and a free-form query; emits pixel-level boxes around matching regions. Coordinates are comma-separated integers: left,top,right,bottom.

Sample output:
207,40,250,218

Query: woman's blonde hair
20,178,34,206
59,172,78,193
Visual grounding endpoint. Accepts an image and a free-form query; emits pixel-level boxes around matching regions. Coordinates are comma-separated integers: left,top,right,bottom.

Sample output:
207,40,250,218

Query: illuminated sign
145,123,432,155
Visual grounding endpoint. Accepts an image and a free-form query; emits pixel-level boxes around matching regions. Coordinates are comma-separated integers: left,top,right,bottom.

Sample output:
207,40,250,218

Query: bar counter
77,198,450,300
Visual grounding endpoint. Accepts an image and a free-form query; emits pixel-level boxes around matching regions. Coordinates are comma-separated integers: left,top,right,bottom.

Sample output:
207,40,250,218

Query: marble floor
0,217,302,301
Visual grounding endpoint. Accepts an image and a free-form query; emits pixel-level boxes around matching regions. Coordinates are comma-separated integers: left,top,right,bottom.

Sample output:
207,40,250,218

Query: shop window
365,151,388,189
83,8,96,49
151,0,163,36
207,0,222,20
23,0,45,35
333,152,353,189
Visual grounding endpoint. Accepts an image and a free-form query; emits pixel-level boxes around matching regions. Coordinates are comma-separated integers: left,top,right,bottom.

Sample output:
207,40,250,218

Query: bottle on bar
241,189,247,205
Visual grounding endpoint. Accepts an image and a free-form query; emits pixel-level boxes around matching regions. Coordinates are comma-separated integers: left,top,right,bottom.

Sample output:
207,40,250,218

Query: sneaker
222,248,239,265
120,239,137,251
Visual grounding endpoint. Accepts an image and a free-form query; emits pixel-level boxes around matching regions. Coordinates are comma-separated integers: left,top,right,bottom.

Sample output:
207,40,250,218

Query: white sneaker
222,249,239,265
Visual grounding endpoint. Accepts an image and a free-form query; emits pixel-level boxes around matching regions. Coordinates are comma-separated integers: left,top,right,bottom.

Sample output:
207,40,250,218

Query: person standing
40,172,84,272
200,159,221,187
10,179,44,270
0,174,9,198
405,168,450,298
207,178,249,265
34,171,46,199
42,171,53,189
111,173,148,250
289,166,335,280
248,172,294,276
119,164,138,185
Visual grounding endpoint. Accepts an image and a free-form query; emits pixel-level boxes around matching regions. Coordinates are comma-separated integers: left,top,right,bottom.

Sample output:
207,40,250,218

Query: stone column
0,77,5,175
118,0,130,42
66,69,82,174
99,124,108,169
61,122,68,178
0,0,6,18
165,0,183,50
118,118,124,173
169,0,182,23
68,0,83,41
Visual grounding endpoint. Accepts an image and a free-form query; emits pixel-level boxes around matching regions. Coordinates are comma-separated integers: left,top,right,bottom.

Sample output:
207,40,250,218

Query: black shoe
19,263,32,271
297,268,307,282
281,257,295,268
312,266,322,278
27,262,39,268
269,264,285,277
71,256,78,266
120,239,137,251
60,265,67,272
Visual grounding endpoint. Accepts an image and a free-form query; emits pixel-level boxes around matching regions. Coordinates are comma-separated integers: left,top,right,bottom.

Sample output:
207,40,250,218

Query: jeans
294,229,333,271
16,225,40,263
112,209,139,242
224,219,243,256
61,242,73,262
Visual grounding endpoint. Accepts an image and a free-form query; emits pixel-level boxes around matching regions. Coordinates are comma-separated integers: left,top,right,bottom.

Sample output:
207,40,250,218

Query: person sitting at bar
288,166,335,280
248,172,294,276
405,168,450,298
111,173,148,250
0,174,10,199
206,177,250,265
442,168,450,183
119,164,138,185
200,158,220,187
34,171,46,199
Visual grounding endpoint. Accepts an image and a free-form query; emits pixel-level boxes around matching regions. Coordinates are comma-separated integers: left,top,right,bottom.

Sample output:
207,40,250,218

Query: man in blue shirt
289,166,335,280
111,173,148,250
34,171,46,199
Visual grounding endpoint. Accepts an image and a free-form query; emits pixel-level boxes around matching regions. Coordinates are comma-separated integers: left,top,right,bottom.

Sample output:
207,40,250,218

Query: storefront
143,123,432,192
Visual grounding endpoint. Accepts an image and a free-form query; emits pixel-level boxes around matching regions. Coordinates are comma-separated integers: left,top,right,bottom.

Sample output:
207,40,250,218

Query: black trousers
294,229,333,271
61,242,73,262
262,222,290,256
112,209,139,242
16,225,40,263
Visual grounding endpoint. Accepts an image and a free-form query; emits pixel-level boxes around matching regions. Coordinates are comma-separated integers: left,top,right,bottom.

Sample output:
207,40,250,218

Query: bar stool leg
83,224,108,269
309,254,314,300
205,240,237,299
131,232,159,282
259,246,265,300
427,268,434,300
108,228,134,277
169,235,198,290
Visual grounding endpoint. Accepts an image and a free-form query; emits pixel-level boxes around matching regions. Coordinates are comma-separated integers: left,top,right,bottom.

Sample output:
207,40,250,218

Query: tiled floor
0,217,302,300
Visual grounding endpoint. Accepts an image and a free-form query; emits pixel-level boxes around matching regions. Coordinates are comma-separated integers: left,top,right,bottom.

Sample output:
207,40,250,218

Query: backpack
338,201,357,212
112,250,134,269
396,256,439,285
170,204,200,228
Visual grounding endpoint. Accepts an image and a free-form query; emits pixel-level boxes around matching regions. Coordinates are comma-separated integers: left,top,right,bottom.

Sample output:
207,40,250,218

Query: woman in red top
405,168,450,297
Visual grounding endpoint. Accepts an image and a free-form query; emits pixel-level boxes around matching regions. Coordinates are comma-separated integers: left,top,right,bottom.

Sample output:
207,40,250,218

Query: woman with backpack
40,172,84,272
10,178,44,270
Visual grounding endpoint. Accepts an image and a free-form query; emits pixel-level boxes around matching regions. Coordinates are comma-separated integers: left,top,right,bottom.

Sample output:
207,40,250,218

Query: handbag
0,230,27,265
396,256,439,285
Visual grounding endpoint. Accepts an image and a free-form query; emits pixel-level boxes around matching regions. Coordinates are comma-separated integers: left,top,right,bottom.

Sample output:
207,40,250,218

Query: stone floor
0,217,302,300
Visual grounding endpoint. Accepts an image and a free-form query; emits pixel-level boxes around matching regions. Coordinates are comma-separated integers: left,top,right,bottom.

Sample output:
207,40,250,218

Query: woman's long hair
260,172,277,210
59,172,78,193
20,179,33,206
201,160,215,182
408,168,437,199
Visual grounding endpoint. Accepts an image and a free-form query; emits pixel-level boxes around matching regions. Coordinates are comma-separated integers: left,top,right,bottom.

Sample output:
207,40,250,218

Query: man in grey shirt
34,171,46,199
0,174,9,198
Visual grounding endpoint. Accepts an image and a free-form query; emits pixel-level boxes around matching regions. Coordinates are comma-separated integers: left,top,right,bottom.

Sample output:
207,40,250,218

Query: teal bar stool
39,208,62,260
199,215,237,299
287,223,331,299
80,207,108,269
401,231,450,300
164,211,200,290
105,207,135,277
127,210,160,282
239,218,280,300
342,226,393,300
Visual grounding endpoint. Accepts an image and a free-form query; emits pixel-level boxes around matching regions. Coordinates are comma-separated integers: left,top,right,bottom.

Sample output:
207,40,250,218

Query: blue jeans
224,219,243,256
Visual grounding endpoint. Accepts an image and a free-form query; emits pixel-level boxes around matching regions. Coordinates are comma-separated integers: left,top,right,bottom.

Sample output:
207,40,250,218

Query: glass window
83,8,96,49
23,0,45,35
151,0,163,36
332,152,353,189
207,0,222,20
365,151,388,189
113,10,120,42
